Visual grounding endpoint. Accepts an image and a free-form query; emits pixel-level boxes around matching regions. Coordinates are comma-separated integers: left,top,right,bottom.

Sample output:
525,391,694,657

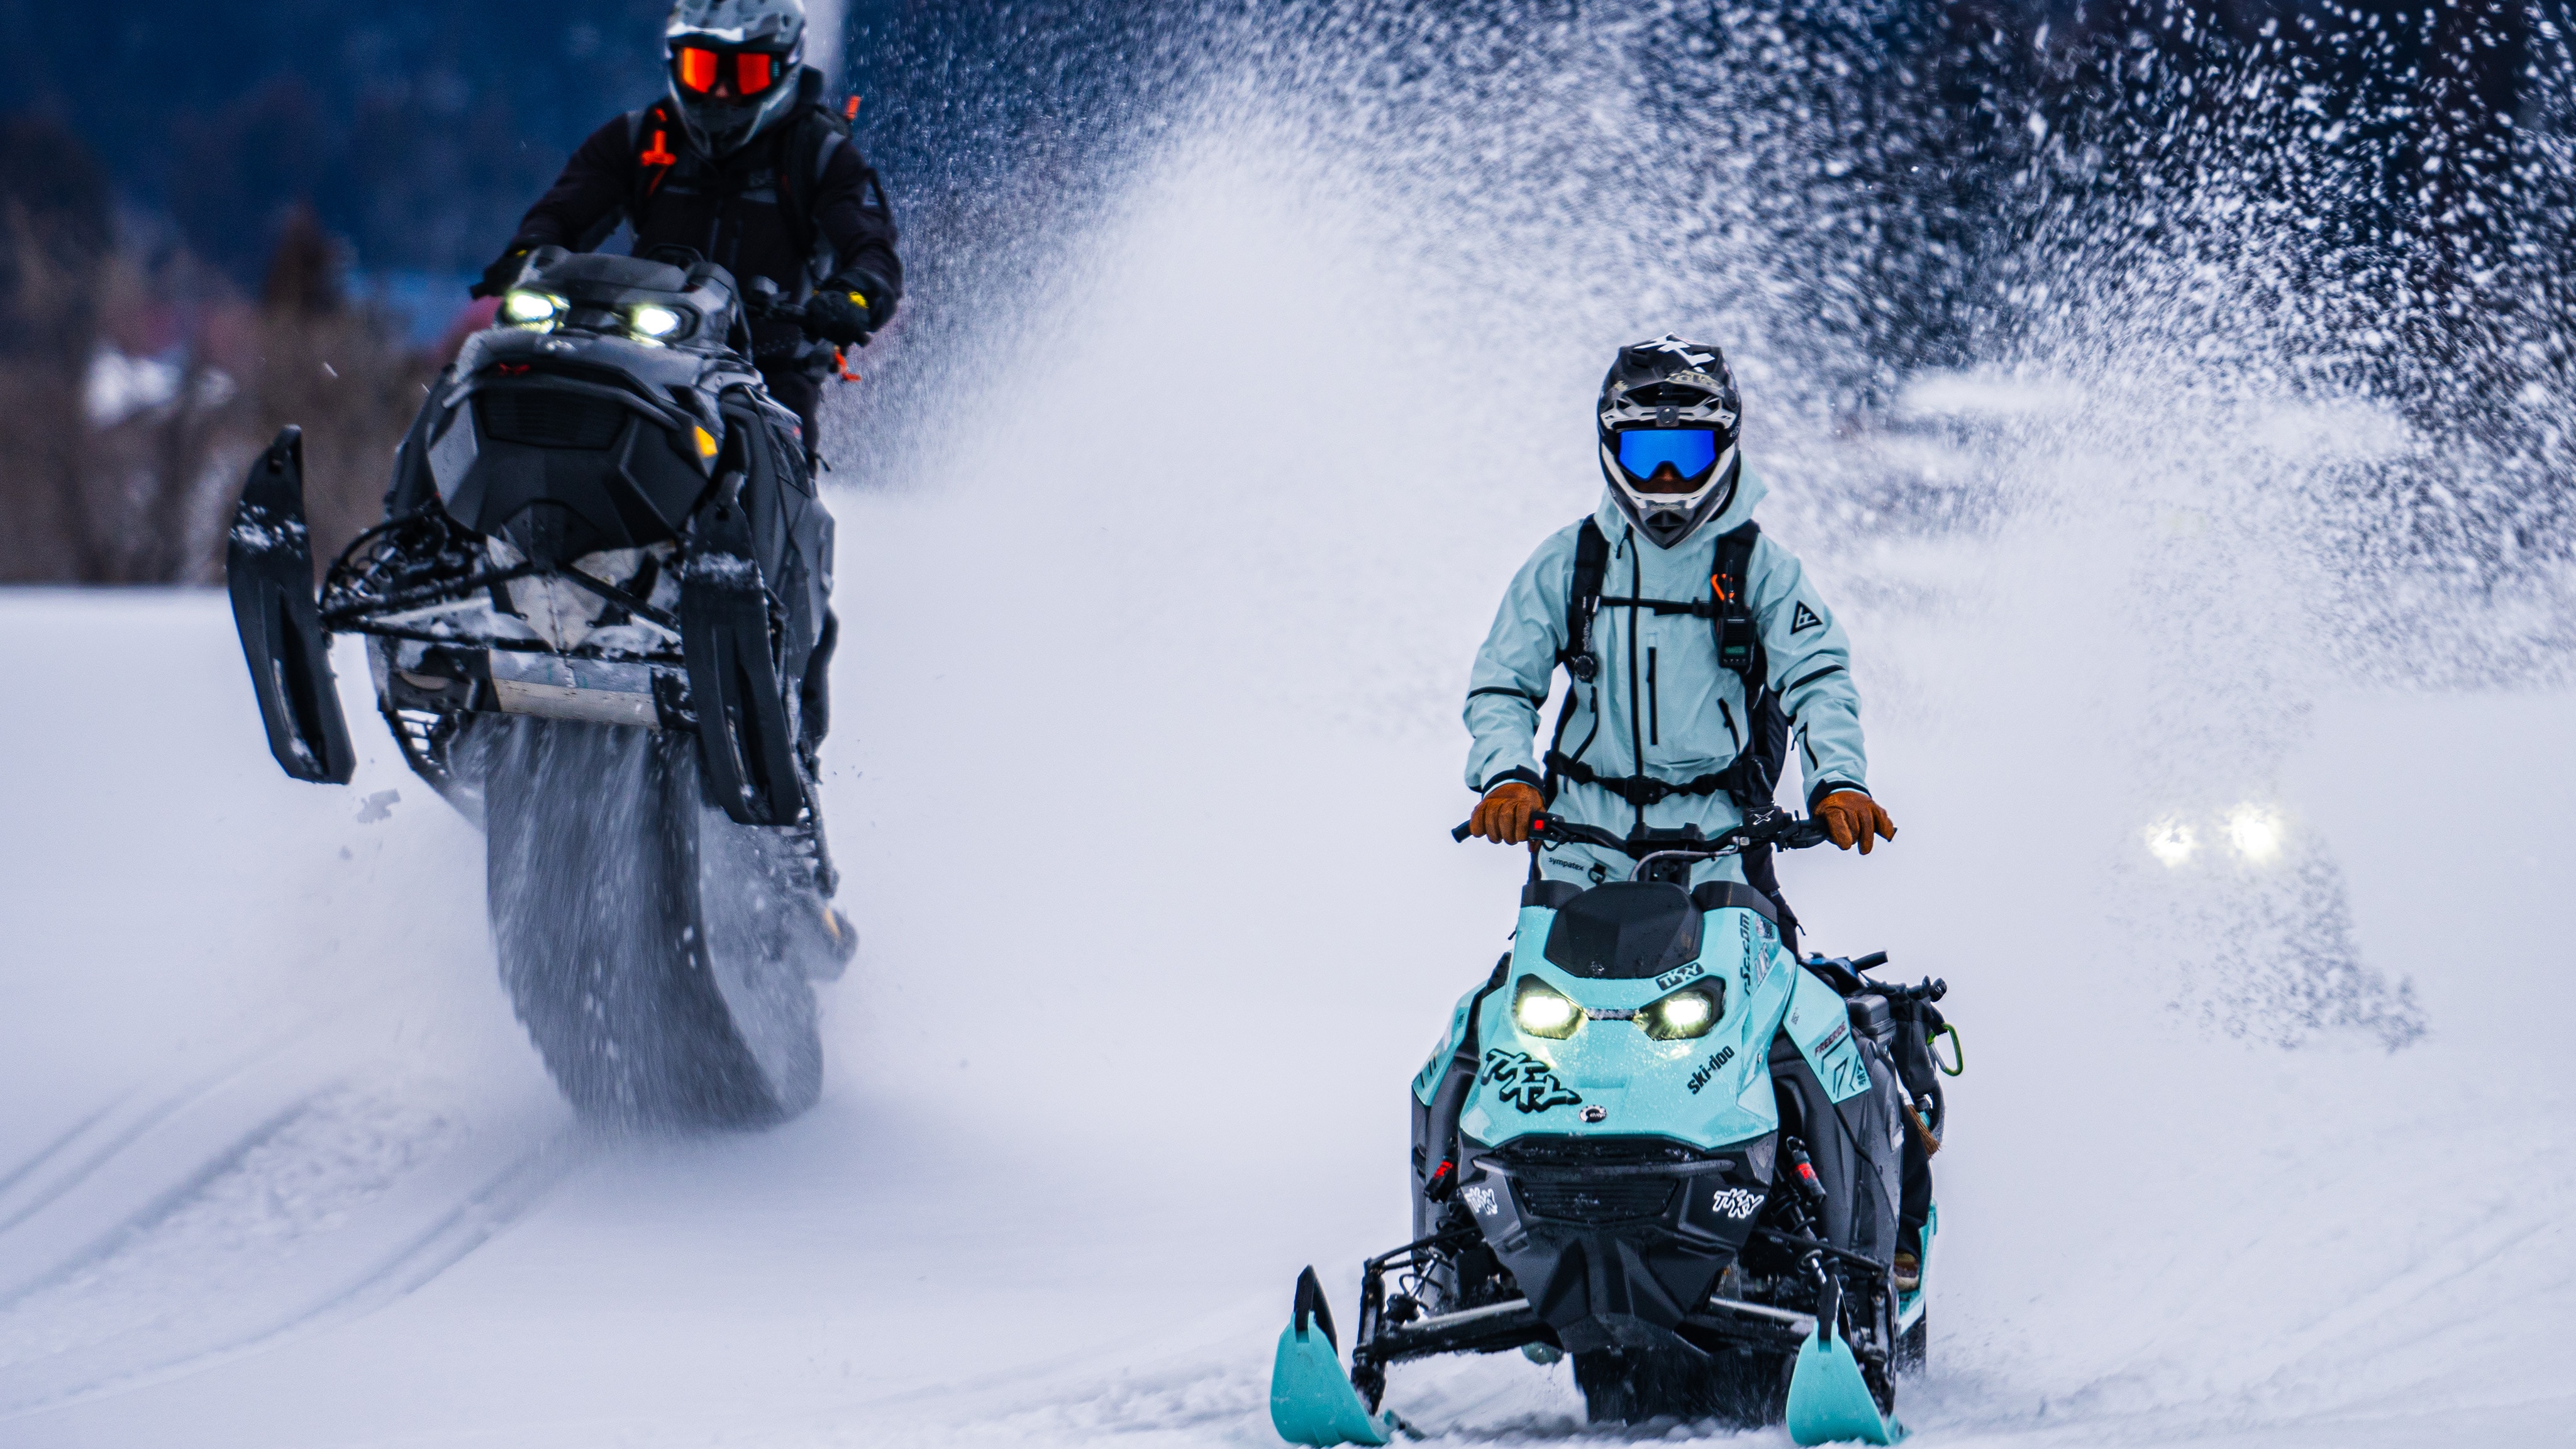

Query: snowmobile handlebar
741,277,847,341
1448,809,1831,855
745,289,815,328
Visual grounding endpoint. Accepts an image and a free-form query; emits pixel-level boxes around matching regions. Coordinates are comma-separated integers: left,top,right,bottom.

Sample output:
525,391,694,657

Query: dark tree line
1,1,2568,587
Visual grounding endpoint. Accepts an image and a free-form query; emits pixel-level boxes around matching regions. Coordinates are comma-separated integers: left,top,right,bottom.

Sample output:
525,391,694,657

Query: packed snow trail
3,119,2571,1449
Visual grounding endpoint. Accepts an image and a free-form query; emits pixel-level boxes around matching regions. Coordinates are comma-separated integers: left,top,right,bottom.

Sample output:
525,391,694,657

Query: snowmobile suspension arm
1752,1226,1892,1280
321,561,552,627
547,564,682,632
325,561,680,636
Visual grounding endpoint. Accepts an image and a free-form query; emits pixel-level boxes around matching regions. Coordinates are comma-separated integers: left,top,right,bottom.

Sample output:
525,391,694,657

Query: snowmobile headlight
1639,987,1720,1041
1513,977,1582,1040
502,290,563,328
627,303,689,343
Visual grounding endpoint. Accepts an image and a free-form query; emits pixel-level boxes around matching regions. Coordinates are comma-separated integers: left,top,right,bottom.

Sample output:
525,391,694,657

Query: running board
225,427,355,783
679,475,806,826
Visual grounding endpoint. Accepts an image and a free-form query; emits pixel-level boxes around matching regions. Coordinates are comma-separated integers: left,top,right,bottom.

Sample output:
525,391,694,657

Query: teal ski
1786,1279,1907,1444
1270,1268,1392,1446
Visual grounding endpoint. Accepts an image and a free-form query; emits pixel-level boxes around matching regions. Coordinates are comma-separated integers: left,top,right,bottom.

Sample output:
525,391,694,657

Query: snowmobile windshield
1612,428,1724,489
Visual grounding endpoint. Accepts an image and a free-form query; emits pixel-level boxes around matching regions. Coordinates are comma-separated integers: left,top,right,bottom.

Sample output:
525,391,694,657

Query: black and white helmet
1596,335,1743,549
665,0,808,157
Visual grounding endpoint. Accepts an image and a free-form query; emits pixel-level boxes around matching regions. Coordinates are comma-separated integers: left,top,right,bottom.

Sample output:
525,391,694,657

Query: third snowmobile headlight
1513,977,1582,1040
627,303,689,343
502,290,562,328
1639,987,1720,1041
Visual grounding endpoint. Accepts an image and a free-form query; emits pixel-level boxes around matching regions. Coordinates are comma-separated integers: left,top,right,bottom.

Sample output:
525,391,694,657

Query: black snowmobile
225,245,850,1127
1272,811,1960,1445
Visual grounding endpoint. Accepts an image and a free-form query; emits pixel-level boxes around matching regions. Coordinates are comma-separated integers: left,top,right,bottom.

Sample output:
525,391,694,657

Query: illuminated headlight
1513,977,1582,1040
502,290,562,327
2145,819,2195,867
1639,987,1720,1041
2226,806,2281,862
628,303,688,343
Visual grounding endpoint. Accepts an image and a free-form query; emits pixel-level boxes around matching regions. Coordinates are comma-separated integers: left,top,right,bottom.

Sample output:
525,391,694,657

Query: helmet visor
673,46,784,97
1612,428,1723,487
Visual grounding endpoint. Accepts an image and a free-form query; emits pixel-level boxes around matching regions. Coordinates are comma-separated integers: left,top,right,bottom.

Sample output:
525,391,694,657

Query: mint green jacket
1463,467,1871,887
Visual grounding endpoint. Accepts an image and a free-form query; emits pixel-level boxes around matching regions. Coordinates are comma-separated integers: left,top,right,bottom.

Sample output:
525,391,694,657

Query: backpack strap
630,103,684,225
1559,517,1609,682
1537,518,1612,808
1711,520,1762,680
1540,518,1789,816
1709,520,1789,812
775,70,896,289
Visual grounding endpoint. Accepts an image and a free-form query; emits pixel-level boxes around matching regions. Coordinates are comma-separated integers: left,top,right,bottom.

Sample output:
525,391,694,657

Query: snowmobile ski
680,473,808,827
1270,1267,1394,1447
225,426,355,784
1786,1276,1906,1445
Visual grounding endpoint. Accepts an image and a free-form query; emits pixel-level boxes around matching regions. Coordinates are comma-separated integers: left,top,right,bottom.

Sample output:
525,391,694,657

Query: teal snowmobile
1272,809,1957,1445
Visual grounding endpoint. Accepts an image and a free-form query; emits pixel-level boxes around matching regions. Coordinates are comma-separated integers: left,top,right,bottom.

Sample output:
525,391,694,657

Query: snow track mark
0,1028,346,1298
0,1083,583,1418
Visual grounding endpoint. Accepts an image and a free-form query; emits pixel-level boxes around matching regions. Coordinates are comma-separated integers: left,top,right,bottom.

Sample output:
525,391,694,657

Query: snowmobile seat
1521,879,1584,909
1688,879,1779,923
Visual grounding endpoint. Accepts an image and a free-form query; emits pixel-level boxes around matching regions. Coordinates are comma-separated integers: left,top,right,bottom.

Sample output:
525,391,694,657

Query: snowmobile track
0,1029,347,1299
0,1121,584,1419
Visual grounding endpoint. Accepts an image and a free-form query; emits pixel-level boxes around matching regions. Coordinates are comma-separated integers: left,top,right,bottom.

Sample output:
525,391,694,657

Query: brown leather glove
1816,790,1897,855
1470,781,1545,845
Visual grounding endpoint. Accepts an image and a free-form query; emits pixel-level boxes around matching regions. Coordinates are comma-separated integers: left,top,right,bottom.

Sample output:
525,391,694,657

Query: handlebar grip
1780,819,1831,850
1453,811,1559,843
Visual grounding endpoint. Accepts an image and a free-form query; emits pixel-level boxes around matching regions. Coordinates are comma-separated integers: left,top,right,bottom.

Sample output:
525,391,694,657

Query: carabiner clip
1930,1023,1965,1077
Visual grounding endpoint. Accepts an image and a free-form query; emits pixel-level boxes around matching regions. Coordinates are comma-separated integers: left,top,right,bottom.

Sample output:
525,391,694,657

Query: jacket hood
1593,458,1768,552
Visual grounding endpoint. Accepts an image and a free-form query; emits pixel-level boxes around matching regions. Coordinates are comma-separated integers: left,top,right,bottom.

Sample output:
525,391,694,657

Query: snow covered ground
3,132,2570,1449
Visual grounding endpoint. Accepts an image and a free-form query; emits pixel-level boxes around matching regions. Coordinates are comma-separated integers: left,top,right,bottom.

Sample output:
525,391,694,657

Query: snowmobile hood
1592,458,1768,553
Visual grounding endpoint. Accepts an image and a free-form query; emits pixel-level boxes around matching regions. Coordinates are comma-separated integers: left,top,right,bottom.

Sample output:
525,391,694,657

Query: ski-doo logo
1685,1045,1736,1095
1463,1184,1500,1217
1655,961,1704,992
1711,1188,1765,1219
1481,1049,1583,1114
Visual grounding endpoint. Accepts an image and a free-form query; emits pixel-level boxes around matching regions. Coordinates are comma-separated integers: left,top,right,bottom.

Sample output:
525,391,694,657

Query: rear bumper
377,643,690,731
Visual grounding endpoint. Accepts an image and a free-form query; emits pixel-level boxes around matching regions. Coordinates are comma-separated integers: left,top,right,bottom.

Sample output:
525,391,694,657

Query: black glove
806,270,896,347
471,246,535,300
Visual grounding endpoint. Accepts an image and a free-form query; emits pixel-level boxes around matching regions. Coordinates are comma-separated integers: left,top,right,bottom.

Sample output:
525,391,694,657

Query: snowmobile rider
469,0,899,470
1462,335,1896,943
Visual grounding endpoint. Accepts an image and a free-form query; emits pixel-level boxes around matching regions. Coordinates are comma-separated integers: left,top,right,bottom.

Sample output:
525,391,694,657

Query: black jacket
508,72,901,357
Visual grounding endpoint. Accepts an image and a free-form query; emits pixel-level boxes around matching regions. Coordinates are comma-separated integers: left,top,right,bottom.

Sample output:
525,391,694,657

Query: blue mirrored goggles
1612,428,1725,486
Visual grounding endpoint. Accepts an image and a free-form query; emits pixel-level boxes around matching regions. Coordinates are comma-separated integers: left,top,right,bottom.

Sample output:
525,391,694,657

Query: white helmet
664,0,808,157
1596,335,1744,549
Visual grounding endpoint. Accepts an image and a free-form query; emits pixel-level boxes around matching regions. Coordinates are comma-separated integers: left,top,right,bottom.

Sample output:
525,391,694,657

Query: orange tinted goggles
673,47,782,96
